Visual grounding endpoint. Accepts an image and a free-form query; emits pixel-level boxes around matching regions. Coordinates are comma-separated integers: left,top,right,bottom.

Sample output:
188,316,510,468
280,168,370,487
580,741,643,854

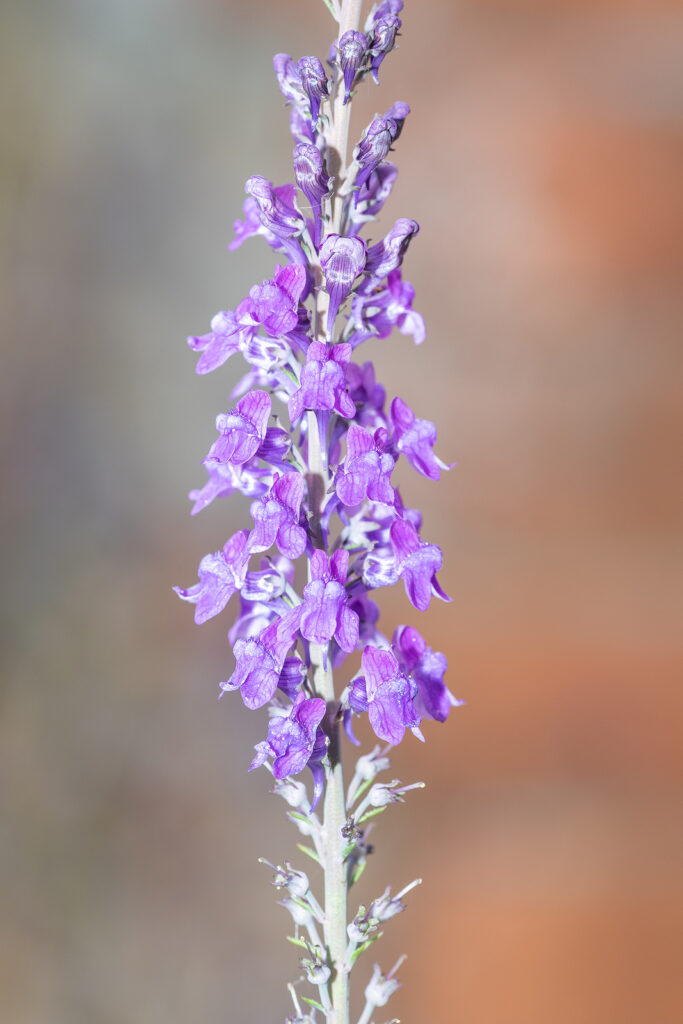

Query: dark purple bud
354,117,397,193
296,56,329,128
337,30,368,104
293,143,332,246
384,100,410,140
273,53,306,107
365,218,419,279
368,14,401,84
320,234,367,332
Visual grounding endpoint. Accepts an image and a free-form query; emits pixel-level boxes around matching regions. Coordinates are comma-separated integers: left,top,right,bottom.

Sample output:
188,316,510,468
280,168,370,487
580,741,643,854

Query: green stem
306,5,364,1021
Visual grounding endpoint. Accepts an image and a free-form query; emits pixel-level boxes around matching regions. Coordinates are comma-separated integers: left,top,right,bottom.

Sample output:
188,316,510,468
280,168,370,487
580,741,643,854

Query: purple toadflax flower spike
176,4,460,1020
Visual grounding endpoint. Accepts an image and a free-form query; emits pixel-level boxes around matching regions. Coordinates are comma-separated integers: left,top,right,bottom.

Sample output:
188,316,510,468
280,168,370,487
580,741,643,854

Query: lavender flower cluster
176,0,459,812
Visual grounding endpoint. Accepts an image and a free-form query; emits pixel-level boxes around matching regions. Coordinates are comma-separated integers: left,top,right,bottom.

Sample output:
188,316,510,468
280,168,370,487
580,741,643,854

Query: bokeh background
2,0,682,1021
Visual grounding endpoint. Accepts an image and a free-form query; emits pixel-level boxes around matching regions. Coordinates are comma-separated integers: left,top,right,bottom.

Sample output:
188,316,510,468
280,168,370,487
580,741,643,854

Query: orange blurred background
1,1,682,1021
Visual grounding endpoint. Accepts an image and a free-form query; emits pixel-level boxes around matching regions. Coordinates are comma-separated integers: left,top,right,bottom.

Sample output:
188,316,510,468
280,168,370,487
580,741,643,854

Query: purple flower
393,625,461,723
389,518,449,611
390,396,451,480
353,162,398,223
384,100,410,140
187,265,305,376
354,116,397,193
346,360,386,427
205,390,272,469
335,423,395,507
189,457,271,516
293,143,332,247
319,234,366,333
250,691,327,779
188,304,252,375
300,549,359,653
244,176,305,249
174,530,251,624
352,646,421,745
296,56,329,127
350,269,425,347
229,183,304,256
222,606,302,709
247,264,307,338
337,30,368,104
364,218,419,280
288,342,356,423
272,53,307,108
368,13,401,84
249,472,308,560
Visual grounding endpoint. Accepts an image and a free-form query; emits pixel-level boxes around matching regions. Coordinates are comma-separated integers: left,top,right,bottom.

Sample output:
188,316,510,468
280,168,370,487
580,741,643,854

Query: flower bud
320,234,366,332
354,117,397,192
365,959,404,1007
281,896,313,928
365,218,420,279
301,948,331,985
296,56,329,127
355,746,391,780
384,100,410,141
369,14,401,84
337,30,368,104
273,777,311,812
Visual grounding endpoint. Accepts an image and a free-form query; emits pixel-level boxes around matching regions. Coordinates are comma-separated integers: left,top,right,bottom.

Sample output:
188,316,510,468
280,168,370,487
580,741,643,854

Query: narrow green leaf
296,843,321,866
351,858,368,886
350,932,383,964
350,777,373,806
321,0,339,20
358,805,388,824
286,935,308,950
301,996,327,1012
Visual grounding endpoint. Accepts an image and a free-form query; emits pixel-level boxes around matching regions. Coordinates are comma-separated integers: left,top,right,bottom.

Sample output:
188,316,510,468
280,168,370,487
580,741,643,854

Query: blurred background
1,0,682,1021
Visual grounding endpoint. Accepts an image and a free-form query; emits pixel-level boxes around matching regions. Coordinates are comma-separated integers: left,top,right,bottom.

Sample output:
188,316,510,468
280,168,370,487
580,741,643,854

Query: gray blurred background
1,0,682,1021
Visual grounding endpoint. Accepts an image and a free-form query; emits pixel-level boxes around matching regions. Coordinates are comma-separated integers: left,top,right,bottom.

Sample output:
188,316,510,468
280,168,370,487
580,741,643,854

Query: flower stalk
175,1,462,1021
